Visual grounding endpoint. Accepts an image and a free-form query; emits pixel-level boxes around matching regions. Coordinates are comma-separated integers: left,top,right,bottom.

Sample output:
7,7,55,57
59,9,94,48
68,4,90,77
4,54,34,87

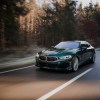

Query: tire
72,57,79,72
90,53,95,63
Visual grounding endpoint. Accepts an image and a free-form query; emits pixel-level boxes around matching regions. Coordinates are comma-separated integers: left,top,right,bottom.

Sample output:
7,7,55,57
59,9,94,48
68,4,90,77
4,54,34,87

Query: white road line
0,65,35,74
37,68,93,100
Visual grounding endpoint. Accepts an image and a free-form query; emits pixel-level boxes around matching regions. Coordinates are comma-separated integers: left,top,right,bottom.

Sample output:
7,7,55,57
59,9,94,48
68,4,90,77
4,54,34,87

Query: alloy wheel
72,57,79,72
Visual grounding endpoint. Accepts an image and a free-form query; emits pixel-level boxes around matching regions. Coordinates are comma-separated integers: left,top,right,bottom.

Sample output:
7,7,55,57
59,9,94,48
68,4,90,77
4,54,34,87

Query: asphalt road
0,51,100,100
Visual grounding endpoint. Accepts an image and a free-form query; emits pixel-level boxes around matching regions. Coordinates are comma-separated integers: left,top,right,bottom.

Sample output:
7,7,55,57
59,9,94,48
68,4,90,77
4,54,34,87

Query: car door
86,44,92,58
85,43,94,59
80,43,90,63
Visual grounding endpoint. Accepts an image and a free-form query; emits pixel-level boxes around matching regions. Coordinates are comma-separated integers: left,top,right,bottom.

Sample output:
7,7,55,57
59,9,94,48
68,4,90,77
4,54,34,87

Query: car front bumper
36,58,72,70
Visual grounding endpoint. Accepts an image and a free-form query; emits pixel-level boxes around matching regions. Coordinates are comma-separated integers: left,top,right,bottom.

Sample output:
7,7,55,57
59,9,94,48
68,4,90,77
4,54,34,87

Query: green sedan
35,41,95,71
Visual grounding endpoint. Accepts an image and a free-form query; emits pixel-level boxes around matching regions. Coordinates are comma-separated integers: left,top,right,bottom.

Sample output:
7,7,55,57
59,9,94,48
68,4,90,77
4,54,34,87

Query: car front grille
39,56,58,61
47,56,58,61
39,56,46,61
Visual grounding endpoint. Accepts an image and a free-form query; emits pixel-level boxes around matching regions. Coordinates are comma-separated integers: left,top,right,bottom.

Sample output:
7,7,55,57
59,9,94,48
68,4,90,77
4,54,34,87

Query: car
35,41,96,72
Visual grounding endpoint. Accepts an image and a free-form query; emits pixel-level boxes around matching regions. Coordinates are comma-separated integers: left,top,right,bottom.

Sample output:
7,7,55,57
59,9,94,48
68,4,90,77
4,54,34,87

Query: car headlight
59,55,72,60
36,53,39,57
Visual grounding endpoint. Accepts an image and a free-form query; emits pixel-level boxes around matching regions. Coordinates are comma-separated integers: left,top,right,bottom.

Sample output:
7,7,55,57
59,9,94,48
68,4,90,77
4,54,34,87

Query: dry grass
0,45,45,63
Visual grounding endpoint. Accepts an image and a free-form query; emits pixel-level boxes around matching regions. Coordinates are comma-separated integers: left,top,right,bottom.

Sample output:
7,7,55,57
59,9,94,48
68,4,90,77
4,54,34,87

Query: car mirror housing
81,46,87,51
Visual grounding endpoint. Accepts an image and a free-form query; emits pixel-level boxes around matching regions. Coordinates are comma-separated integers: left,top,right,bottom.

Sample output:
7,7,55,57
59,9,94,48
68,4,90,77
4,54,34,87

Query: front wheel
72,57,79,72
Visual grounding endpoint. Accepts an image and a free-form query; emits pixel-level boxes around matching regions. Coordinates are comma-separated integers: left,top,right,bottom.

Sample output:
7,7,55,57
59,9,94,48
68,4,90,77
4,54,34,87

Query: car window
55,42,80,49
81,44,90,48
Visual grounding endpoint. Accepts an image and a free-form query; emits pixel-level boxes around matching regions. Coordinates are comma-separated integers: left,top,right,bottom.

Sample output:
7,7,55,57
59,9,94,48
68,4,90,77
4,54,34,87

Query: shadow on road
0,62,95,84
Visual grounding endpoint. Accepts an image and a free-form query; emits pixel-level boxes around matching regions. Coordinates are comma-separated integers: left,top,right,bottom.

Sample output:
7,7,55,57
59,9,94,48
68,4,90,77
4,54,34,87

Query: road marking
37,68,93,100
0,65,35,74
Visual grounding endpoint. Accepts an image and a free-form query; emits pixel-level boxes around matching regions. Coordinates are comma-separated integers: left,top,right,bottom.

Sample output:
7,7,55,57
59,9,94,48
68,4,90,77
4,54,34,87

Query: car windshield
55,42,80,49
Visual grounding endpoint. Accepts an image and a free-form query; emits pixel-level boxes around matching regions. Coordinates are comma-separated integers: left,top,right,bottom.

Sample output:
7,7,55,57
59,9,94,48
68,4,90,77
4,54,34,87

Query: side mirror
81,46,87,51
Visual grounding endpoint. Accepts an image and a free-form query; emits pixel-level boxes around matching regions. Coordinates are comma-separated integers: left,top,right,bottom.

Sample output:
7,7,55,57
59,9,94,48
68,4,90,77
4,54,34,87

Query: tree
37,0,77,47
93,3,100,38
0,0,32,49
77,2,100,46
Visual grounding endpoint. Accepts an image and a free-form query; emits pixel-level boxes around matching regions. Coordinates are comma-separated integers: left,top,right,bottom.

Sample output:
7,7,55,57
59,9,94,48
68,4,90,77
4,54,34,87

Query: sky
36,0,43,6
36,0,100,7
77,0,100,7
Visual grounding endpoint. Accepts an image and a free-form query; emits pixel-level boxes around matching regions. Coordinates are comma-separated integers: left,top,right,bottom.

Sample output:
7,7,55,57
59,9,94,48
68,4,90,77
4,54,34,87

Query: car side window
85,44,90,48
81,44,90,48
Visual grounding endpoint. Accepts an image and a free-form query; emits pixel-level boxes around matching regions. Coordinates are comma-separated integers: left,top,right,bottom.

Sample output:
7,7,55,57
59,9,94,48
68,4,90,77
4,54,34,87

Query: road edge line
0,65,35,74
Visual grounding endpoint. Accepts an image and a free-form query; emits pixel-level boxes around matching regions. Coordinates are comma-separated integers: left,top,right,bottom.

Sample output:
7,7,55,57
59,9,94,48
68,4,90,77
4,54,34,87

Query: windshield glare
55,42,79,49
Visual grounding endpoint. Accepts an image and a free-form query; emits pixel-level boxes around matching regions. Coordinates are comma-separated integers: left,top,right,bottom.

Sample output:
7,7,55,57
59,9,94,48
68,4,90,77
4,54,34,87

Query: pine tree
37,0,77,46
0,0,32,49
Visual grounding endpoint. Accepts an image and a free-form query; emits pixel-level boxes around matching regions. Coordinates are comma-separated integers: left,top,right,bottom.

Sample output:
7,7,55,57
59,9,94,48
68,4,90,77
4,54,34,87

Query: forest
0,0,100,52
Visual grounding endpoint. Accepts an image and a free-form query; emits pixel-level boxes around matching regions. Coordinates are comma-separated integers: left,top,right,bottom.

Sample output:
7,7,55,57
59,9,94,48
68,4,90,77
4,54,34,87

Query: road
0,51,100,100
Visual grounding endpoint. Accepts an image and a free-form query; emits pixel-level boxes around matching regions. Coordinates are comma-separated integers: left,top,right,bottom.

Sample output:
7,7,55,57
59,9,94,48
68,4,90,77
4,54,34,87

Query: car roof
74,40,88,44
61,40,88,44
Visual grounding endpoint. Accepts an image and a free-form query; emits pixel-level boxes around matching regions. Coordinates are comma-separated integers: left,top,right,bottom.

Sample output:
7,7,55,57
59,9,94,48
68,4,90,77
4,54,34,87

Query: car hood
40,48,79,57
